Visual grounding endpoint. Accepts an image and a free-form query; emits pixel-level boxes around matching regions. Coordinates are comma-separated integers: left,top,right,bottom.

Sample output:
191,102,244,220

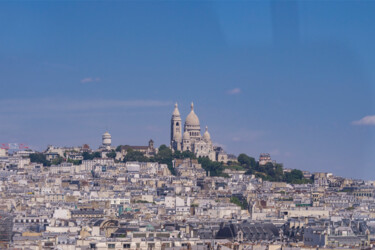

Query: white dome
102,131,111,146
185,102,200,127
203,126,211,141
183,131,190,140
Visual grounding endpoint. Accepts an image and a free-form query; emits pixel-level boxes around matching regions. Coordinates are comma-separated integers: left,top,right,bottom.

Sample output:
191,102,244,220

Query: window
123,244,131,248
108,244,115,248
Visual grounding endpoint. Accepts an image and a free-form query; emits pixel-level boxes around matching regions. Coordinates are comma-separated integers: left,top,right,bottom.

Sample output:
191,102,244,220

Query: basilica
170,102,228,162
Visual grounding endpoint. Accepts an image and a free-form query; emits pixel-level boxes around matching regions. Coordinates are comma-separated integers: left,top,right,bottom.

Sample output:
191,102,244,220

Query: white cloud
81,77,101,83
227,88,241,95
352,115,375,125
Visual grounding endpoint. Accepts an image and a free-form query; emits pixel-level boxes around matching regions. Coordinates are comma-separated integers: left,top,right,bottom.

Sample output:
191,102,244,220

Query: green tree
123,149,149,162
284,169,311,184
51,156,64,165
230,196,249,210
153,145,175,175
93,152,101,158
116,145,122,152
82,152,92,160
237,153,256,168
82,152,101,160
106,150,116,159
173,150,182,159
67,159,82,165
173,150,196,159
198,157,227,177
181,150,196,159
29,153,51,166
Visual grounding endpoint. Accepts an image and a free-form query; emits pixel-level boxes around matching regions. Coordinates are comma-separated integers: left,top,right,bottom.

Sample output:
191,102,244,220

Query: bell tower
171,103,182,151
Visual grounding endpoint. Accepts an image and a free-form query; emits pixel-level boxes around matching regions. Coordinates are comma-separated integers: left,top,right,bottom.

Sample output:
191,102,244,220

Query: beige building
170,102,227,162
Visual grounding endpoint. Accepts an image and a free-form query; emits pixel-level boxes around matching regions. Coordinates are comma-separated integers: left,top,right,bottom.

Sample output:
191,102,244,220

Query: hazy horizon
2,1,375,179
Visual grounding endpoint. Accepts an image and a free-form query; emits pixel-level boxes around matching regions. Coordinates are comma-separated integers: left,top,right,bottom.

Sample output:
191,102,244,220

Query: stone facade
170,103,224,162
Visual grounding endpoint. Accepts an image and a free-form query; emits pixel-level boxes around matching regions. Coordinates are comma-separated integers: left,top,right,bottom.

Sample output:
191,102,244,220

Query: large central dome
185,102,200,127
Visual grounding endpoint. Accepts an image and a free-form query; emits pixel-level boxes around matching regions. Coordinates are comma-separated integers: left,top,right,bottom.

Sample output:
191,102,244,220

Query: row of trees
122,149,311,184
82,152,101,160
198,157,228,177
235,153,313,184
121,145,195,175
122,145,229,177
29,153,63,166
31,148,312,184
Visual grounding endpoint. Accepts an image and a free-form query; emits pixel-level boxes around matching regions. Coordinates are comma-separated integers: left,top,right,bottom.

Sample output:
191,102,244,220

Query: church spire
171,102,182,151
172,102,180,116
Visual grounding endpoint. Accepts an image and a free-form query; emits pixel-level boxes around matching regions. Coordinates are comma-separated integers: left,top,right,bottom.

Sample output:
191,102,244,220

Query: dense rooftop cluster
0,143,375,250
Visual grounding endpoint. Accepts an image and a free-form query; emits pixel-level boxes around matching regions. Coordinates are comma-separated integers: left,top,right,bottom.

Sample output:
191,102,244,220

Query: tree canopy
106,150,117,159
82,152,101,160
198,157,228,177
123,149,149,162
238,153,256,168
237,153,312,184
29,153,51,166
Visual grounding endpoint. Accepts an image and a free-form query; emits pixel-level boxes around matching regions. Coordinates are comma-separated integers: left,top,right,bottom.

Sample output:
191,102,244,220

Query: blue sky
1,1,375,179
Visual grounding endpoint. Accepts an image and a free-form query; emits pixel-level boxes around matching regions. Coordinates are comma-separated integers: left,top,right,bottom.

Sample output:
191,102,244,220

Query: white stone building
170,102,224,162
100,131,112,150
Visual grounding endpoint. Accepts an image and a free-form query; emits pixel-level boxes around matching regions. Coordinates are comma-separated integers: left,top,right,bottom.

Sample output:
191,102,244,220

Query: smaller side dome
183,131,190,140
203,126,211,141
